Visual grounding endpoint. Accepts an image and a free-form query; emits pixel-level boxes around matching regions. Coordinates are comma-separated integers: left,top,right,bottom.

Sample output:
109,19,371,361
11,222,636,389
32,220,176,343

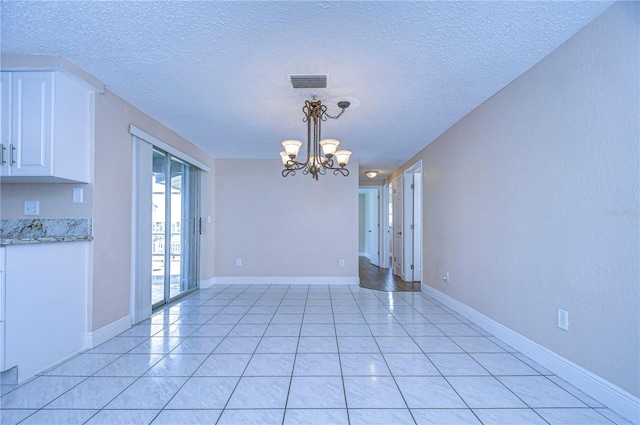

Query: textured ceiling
0,1,613,180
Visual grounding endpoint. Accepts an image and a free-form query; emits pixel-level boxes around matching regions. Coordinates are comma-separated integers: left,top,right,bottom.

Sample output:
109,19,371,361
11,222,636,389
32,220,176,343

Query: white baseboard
200,277,216,289
85,315,131,349
208,276,360,286
423,285,640,424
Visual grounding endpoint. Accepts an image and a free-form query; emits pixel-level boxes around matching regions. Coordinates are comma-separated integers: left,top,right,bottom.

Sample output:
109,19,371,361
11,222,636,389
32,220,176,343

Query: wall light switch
73,187,84,203
207,216,212,224
24,201,39,216
236,258,242,266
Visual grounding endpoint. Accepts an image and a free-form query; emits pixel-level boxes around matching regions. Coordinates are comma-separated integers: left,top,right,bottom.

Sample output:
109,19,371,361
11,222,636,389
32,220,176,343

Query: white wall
390,2,639,398
214,158,358,282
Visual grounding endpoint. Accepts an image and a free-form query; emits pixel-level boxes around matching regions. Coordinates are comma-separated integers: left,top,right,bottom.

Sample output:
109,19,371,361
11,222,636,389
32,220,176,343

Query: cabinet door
0,73,11,177
11,72,52,177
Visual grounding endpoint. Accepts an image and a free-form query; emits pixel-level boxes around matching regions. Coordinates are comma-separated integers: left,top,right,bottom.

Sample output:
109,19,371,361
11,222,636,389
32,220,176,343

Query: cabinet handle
0,144,5,165
9,144,15,165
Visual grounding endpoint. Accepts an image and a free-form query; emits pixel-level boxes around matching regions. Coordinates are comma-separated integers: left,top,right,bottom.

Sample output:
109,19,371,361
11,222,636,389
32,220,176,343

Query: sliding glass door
152,148,199,308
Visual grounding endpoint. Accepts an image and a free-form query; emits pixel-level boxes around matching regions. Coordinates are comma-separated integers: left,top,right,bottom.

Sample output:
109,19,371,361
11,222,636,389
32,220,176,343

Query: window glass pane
152,149,167,306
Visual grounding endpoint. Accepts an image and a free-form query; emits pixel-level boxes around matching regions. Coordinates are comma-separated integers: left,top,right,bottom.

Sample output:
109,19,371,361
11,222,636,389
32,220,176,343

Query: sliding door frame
130,126,209,324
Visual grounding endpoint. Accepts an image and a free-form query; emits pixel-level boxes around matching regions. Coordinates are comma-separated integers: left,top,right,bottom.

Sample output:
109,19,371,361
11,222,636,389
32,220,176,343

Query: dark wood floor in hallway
358,257,421,292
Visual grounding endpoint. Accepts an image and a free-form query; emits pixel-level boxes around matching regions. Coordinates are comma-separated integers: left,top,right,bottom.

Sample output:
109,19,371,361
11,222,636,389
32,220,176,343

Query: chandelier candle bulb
282,139,302,158
320,139,340,157
335,150,352,167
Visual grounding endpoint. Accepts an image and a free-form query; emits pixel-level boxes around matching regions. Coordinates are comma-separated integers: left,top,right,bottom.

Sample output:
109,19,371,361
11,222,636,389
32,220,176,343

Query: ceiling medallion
280,99,351,180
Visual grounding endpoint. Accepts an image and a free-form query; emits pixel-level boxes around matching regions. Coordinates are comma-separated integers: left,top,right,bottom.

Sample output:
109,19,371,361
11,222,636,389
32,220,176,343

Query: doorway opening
358,187,380,267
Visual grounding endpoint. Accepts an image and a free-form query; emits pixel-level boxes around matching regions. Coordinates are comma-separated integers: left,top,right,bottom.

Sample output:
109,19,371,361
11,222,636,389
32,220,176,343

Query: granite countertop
0,219,93,246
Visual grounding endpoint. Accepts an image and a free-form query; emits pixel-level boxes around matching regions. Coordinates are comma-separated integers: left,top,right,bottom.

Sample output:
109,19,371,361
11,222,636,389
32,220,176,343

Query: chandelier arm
332,168,349,177
321,157,335,169
282,168,296,177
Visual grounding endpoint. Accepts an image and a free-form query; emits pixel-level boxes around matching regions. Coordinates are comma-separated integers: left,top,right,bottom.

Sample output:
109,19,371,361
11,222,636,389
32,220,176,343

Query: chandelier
280,98,352,180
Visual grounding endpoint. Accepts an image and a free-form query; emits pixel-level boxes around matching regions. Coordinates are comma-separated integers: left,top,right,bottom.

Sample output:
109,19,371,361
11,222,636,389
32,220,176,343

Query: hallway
359,257,421,292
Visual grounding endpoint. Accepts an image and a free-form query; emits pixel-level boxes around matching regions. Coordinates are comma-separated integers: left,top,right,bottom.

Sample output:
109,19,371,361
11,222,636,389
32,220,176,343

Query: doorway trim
403,160,423,283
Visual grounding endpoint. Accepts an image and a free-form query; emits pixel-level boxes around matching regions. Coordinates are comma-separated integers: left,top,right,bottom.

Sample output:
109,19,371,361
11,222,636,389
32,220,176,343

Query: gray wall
390,2,639,397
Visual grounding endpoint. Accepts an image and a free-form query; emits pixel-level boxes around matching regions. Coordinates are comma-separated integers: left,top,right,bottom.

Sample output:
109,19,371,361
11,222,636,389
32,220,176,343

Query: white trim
85,315,131,349
129,125,211,172
1,54,105,93
130,137,153,325
209,276,360,286
423,285,640,424
200,277,216,289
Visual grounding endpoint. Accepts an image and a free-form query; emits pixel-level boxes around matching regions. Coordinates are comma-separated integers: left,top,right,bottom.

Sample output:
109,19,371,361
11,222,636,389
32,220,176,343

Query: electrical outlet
339,259,345,267
443,272,449,282
24,201,40,216
557,309,569,331
236,258,242,266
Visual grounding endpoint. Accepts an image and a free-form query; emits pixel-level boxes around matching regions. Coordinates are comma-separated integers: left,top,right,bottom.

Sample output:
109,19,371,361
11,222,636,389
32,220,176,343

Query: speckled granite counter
0,218,92,245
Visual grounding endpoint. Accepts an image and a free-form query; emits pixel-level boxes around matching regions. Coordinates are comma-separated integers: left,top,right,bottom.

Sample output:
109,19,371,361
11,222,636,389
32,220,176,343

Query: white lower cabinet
3,242,88,382
0,247,5,373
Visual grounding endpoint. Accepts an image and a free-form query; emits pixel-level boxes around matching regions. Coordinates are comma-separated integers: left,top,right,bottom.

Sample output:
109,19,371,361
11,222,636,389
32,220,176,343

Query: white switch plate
339,259,345,267
557,309,569,331
24,201,39,216
443,272,449,282
73,187,84,203
236,258,242,266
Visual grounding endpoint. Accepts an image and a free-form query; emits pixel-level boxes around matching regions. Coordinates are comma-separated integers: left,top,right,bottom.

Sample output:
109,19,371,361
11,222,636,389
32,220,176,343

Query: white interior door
413,172,422,282
392,175,404,279
403,171,414,281
380,183,391,269
403,163,423,282
368,189,380,266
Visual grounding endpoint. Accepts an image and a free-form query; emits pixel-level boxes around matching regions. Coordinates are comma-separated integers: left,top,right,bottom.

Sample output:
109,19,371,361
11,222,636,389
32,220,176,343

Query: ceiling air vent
289,74,327,89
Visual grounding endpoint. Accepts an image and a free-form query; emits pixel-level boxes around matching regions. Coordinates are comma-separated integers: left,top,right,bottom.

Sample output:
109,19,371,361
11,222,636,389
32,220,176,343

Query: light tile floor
0,284,633,425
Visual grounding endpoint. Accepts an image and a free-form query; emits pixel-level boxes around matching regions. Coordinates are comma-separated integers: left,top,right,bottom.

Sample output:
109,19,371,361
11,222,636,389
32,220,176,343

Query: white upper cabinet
0,71,92,183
